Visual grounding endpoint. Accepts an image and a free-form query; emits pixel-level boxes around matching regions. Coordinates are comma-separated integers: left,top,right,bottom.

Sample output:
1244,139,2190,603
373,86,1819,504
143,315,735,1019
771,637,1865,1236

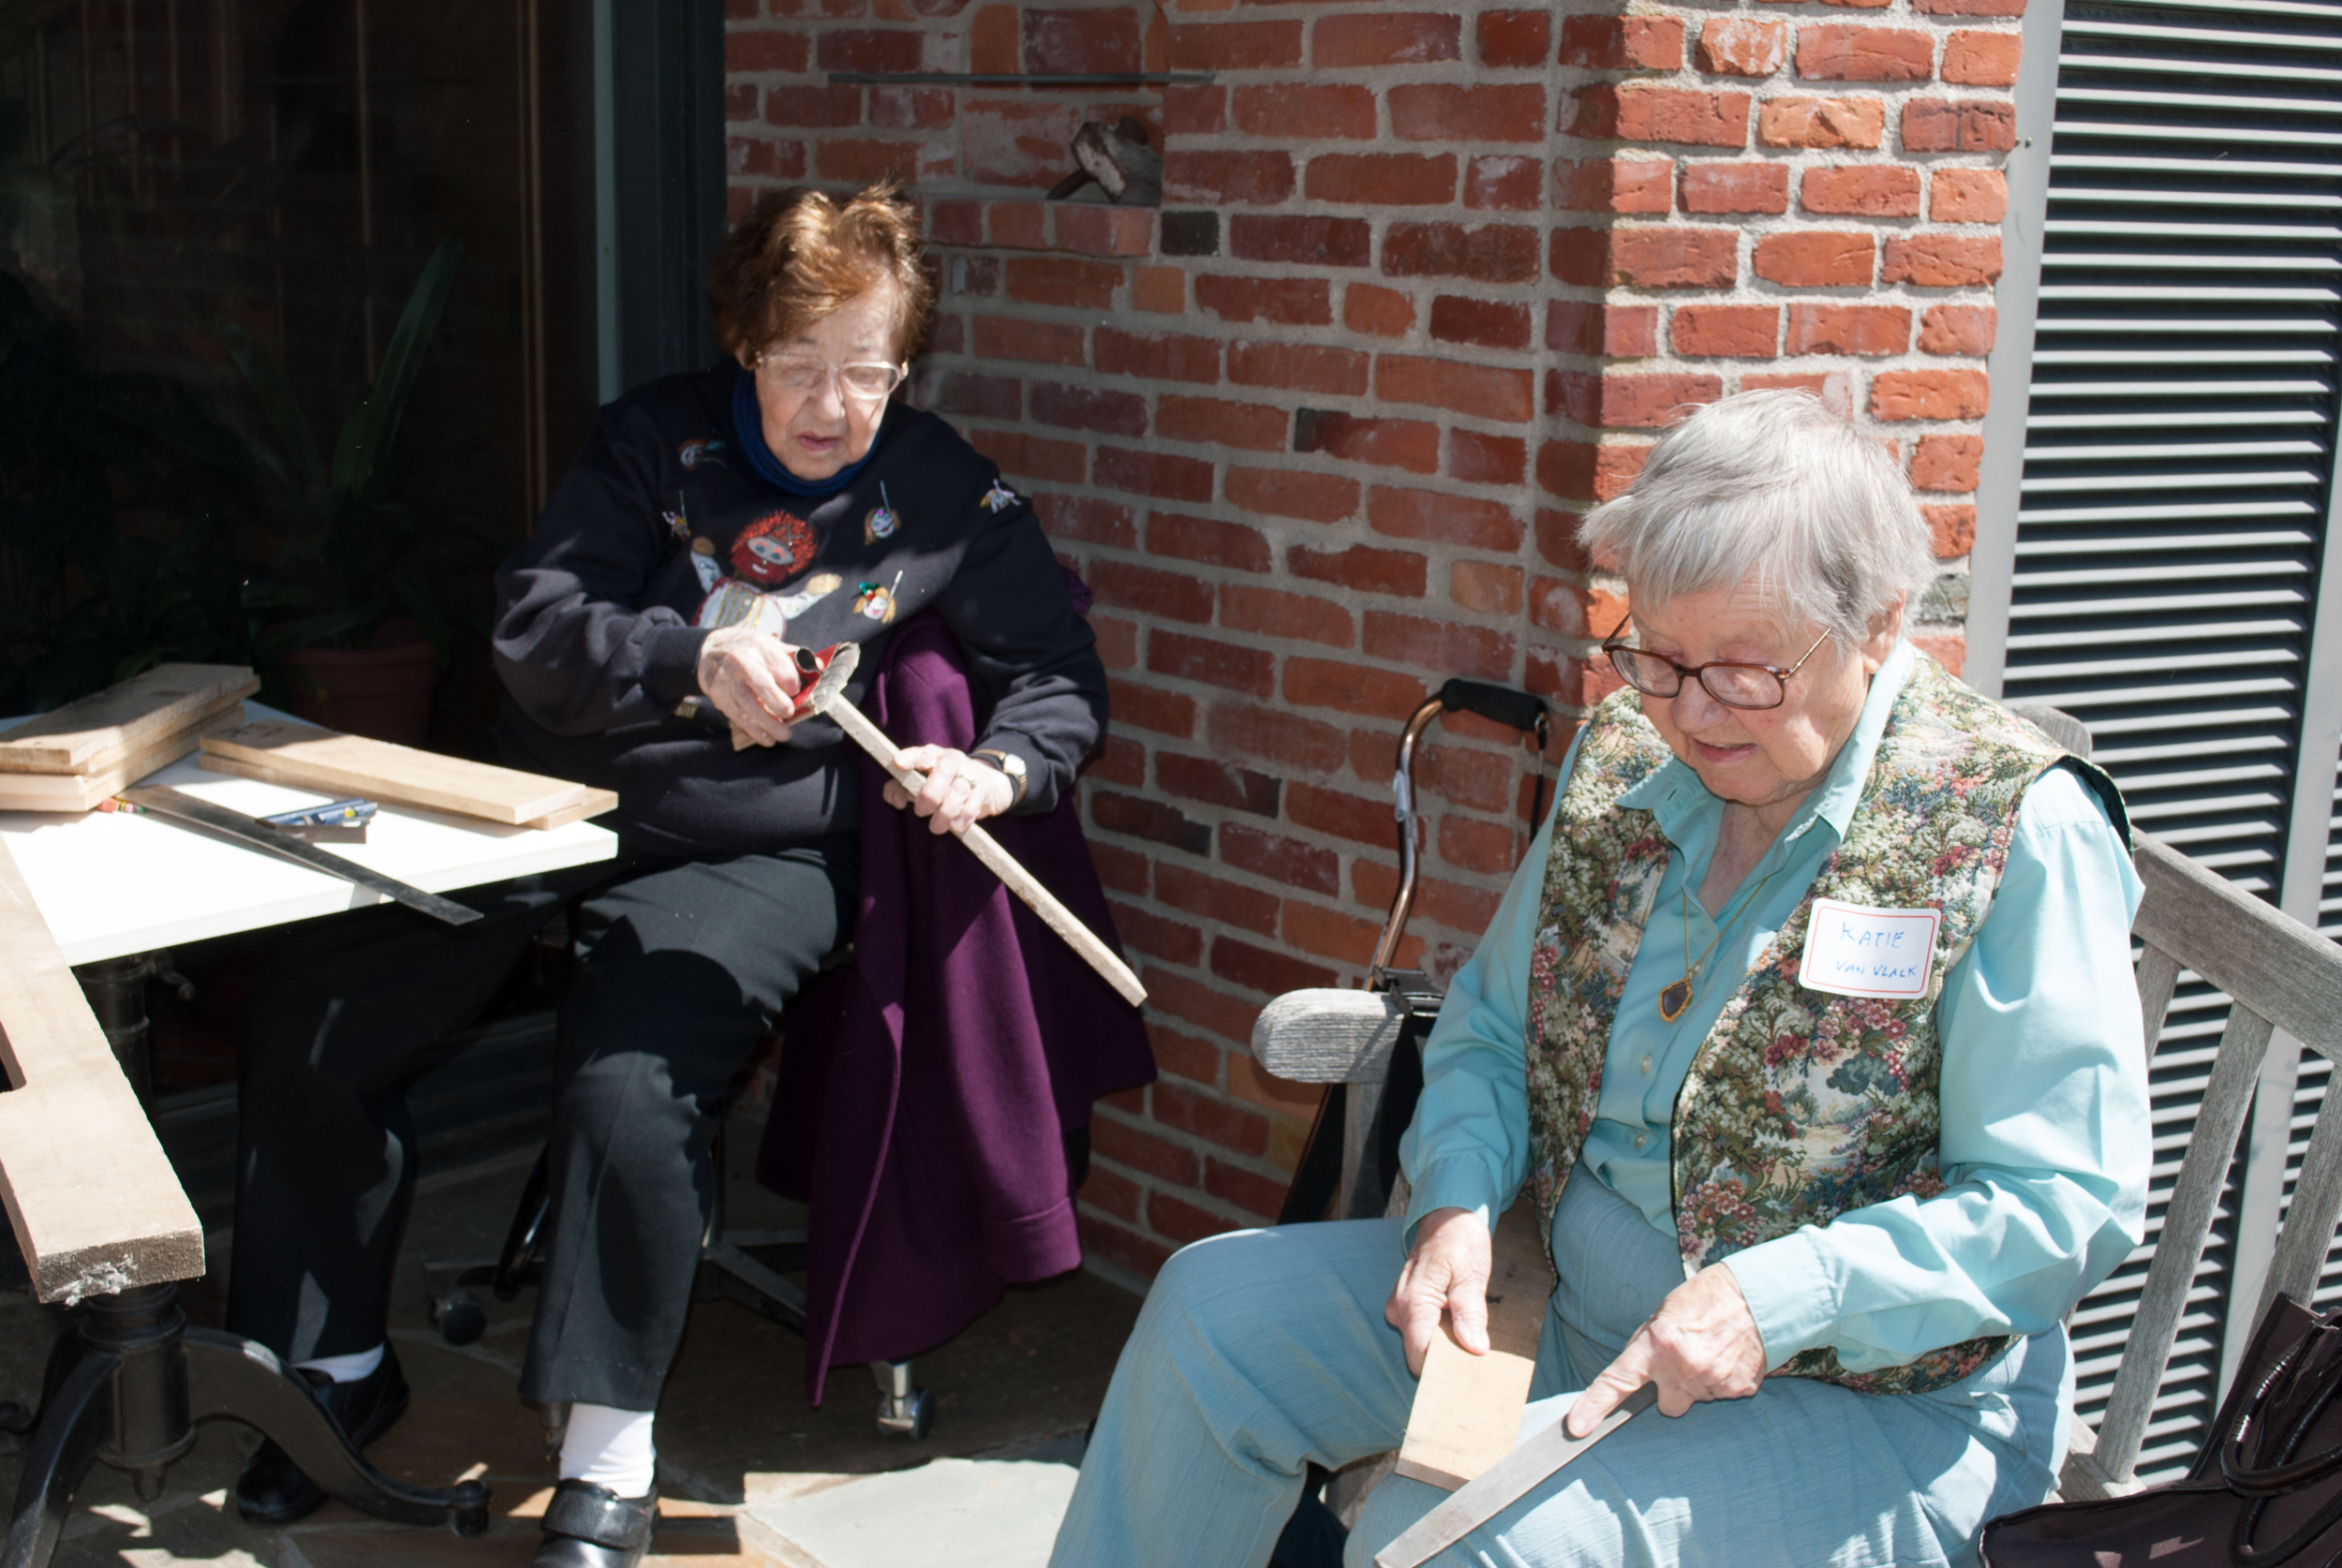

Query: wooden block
523,788,620,831
1394,1199,1555,1491
0,709,244,812
0,838,205,1304
0,664,257,773
200,717,592,826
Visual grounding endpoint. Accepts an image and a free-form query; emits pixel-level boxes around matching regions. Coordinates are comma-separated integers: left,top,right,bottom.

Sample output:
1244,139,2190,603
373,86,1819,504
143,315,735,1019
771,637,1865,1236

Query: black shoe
232,1345,411,1526
531,1478,657,1567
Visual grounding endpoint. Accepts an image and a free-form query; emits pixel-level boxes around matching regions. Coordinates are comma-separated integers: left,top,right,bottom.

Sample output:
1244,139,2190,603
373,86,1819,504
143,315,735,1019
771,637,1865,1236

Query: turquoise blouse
1399,640,2152,1375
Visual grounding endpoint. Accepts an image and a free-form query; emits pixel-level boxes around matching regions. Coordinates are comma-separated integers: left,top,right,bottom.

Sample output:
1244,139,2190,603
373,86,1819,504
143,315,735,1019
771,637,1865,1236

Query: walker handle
1439,679,1547,735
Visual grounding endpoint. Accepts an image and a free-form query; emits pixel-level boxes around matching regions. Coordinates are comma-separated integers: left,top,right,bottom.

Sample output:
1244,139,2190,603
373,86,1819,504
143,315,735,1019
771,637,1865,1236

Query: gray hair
1577,390,1934,650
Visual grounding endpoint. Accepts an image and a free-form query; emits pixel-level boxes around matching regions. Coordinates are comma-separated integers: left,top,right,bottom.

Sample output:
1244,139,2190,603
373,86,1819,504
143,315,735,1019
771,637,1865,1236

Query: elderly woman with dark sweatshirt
220,185,1107,1568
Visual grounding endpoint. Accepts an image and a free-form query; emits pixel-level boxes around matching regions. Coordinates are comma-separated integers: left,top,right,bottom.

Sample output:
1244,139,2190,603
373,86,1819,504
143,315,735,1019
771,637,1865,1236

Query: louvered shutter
1972,0,2342,1481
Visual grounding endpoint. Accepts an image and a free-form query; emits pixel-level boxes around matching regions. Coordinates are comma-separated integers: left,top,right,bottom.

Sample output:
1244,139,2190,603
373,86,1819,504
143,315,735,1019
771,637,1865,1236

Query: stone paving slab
741,1439,1084,1568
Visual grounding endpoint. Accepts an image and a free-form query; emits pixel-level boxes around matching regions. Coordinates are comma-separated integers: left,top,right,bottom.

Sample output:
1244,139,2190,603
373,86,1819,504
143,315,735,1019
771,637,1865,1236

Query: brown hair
708,183,934,364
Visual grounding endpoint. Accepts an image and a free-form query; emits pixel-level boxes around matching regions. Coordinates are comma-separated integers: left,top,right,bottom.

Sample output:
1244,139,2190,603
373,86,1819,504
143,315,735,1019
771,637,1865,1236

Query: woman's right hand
698,626,804,747
1385,1206,1492,1377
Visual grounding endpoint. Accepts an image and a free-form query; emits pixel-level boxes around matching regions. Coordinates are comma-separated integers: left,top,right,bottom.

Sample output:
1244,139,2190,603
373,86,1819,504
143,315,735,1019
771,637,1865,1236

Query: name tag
1798,898,1941,1000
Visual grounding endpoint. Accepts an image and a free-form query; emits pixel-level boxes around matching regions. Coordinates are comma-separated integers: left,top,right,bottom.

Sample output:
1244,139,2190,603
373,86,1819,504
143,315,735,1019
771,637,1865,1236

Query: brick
728,28,810,71
1089,559,1214,624
1214,935,1338,998
1558,16,1686,69
1283,658,1430,720
1932,167,2008,222
1368,485,1526,551
1294,409,1442,475
1156,396,1286,454
1353,861,1500,937
728,135,807,181
1785,303,1912,355
1079,1213,1172,1280
1227,466,1361,523
1148,1191,1246,1248
1091,1115,1201,1186
1168,20,1302,70
1922,503,1977,557
1477,9,1550,67
1204,1157,1291,1223
817,138,936,188
1753,231,1875,287
1194,274,1332,327
1149,630,1276,697
1549,302,1659,358
1870,367,1990,421
1911,434,1983,492
1743,370,1854,417
1451,560,1524,616
1382,222,1539,284
1534,510,1592,573
1902,98,2016,152
1088,734,1145,786
1090,615,1139,671
1133,264,1184,314
1091,789,1210,853
1095,446,1214,503
1106,676,1197,737
1222,822,1340,895
967,428,1086,483
1536,438,1653,502
1030,381,1148,436
1376,354,1535,422
974,315,1085,366
1345,284,1416,338
1289,543,1428,599
1089,842,1149,895
1909,628,1966,676
1801,165,1922,216
1449,430,1528,485
970,4,1017,71
1758,96,1887,149
1231,214,1372,269
1920,304,1995,355
1150,512,1271,574
1289,781,1404,848
1095,326,1222,385
1234,83,1377,141
1681,161,1790,214
1164,150,1297,206
1035,495,1136,549
1111,902,1204,966
1282,899,1397,975
1797,25,1934,81
1023,7,1140,72
1569,85,1751,148
930,371,1021,422
1077,1159,1143,1223
1556,228,1740,290
1388,83,1548,144
1209,702,1348,776
868,86,953,129
1229,340,1371,397
1555,155,1673,214
1315,11,1460,66
1153,1080,1271,1158
1051,205,1154,258
1697,18,1786,75
1441,815,1519,876
1157,758,1283,821
1429,296,1532,352
1529,575,1591,636
816,29,920,71
1222,583,1356,647
1918,0,2023,13
1671,305,1779,359
1164,83,1225,136
1307,153,1459,207
1160,210,1221,258
1464,155,1542,212
1550,370,1726,428
1943,29,2021,84
1882,234,2002,287
766,85,865,128
927,200,983,247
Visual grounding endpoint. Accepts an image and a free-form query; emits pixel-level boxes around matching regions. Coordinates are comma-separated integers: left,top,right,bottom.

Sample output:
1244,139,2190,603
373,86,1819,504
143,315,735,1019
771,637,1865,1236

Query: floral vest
1522,653,2126,1397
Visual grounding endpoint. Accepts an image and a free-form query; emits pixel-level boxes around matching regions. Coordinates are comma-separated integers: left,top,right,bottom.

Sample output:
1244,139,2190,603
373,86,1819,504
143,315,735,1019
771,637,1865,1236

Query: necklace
1657,857,1785,1024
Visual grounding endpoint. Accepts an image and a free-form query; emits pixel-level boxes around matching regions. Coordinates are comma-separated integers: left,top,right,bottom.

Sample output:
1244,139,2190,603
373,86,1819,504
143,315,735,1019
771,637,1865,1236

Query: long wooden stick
816,691,1148,1009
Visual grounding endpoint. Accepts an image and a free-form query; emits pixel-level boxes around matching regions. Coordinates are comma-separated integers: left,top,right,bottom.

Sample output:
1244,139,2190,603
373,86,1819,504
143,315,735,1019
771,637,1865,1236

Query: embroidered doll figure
864,483,900,544
732,511,818,586
980,481,1019,514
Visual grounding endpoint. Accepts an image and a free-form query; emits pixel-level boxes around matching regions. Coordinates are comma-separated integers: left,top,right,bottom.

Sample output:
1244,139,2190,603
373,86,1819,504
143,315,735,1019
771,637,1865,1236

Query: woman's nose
1670,677,1730,731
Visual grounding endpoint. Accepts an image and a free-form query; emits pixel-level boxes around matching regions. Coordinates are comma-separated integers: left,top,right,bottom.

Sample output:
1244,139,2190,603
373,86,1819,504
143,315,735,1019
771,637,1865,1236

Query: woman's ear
1862,595,1906,671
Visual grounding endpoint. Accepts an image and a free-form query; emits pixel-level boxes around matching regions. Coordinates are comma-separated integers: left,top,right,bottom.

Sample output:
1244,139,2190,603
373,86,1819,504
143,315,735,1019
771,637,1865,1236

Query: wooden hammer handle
820,693,1149,1010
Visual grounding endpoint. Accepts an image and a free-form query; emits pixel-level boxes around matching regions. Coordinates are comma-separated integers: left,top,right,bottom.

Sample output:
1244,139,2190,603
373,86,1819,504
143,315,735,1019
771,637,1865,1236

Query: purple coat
755,610,1156,1400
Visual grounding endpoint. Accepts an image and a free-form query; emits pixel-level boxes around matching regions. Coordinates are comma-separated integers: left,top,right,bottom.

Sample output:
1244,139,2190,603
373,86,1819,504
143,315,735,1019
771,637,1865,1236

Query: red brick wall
725,0,2008,1279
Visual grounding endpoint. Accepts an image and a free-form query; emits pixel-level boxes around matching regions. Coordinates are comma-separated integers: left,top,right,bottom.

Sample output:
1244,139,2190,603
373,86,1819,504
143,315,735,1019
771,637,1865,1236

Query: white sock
558,1403,657,1499
295,1343,385,1383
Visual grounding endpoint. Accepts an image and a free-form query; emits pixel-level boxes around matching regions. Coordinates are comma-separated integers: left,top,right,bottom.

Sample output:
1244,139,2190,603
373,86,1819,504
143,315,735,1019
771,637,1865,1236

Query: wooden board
200,717,592,826
1253,988,1409,1085
0,709,244,812
0,837,205,1304
0,664,257,773
1394,1199,1555,1491
523,788,620,831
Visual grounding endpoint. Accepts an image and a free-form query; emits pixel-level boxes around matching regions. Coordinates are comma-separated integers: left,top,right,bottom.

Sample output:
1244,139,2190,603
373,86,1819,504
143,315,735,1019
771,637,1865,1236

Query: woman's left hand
884,746,1015,836
1563,1263,1768,1438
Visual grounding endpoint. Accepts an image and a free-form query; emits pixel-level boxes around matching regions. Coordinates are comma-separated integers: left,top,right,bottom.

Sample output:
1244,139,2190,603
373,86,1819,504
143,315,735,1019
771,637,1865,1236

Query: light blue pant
1050,1174,2070,1568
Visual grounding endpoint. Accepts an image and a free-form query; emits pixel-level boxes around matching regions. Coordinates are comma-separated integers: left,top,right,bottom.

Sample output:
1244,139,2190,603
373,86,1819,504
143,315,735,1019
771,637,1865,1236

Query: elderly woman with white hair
1050,390,2150,1568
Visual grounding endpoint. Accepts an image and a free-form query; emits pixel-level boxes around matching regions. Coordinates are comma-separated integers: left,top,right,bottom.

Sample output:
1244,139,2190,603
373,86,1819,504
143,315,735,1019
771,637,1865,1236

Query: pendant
1658,978,1693,1023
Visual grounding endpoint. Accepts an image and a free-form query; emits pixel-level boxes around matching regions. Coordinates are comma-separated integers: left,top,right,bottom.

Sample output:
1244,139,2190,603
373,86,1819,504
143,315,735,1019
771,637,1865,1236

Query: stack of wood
0,664,259,812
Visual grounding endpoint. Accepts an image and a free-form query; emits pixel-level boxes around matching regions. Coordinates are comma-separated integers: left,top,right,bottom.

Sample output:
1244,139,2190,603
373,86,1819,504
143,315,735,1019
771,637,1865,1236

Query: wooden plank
200,718,591,826
2256,1089,2342,1329
0,665,256,773
2136,945,2181,1066
0,709,244,812
2132,836,2342,1061
0,838,204,1304
1393,1199,1553,1491
1253,988,1409,1085
523,788,620,831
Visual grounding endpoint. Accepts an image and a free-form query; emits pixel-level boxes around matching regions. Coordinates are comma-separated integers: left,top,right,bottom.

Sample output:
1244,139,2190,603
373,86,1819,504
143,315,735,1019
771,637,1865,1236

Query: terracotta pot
283,619,438,745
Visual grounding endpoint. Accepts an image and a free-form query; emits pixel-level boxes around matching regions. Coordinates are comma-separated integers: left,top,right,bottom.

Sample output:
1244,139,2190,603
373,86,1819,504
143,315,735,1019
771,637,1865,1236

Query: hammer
792,643,1148,1009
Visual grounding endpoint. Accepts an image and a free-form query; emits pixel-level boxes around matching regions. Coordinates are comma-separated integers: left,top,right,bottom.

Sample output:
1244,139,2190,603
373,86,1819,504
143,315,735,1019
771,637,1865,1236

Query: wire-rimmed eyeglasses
1600,618,1832,711
752,353,906,402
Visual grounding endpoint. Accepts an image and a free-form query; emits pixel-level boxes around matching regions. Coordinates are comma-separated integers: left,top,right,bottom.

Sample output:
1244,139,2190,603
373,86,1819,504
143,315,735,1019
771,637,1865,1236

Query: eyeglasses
752,353,906,402
1601,618,1833,711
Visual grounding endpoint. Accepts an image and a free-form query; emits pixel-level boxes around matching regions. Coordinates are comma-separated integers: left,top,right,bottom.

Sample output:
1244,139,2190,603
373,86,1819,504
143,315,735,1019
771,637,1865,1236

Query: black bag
1981,1295,2342,1567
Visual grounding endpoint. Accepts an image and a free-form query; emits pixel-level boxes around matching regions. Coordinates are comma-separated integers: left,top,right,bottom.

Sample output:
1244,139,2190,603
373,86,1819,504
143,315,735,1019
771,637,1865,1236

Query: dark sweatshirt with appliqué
492,363,1108,859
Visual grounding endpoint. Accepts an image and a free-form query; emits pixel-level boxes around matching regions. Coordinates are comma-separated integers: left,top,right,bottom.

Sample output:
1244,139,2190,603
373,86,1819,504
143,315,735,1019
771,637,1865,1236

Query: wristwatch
971,747,1028,806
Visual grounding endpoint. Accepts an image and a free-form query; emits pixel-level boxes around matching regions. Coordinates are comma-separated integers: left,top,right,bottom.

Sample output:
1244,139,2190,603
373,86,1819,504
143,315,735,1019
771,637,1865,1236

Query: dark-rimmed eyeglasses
1601,618,1832,711
752,353,906,402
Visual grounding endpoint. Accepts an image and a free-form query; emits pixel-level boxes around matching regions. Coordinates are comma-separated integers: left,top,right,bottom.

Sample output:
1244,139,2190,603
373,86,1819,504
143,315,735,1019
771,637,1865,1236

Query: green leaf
223,321,326,494
332,235,465,501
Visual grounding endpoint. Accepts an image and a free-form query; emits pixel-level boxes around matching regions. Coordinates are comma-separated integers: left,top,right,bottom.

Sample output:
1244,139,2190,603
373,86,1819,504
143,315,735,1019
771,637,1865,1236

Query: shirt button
1640,1054,1653,1074
1634,1131,1649,1150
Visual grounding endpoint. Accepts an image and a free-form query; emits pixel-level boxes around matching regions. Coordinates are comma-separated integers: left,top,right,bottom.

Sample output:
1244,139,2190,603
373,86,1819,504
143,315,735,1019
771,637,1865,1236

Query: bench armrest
1253,989,1410,1085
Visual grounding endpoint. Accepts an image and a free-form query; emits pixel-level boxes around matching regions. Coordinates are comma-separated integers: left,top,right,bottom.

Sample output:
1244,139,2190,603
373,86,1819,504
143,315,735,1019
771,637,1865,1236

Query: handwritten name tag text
1798,898,1942,1000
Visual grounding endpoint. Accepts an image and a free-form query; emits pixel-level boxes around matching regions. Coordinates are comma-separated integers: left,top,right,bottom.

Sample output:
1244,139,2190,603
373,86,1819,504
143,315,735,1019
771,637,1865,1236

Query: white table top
0,702,619,964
